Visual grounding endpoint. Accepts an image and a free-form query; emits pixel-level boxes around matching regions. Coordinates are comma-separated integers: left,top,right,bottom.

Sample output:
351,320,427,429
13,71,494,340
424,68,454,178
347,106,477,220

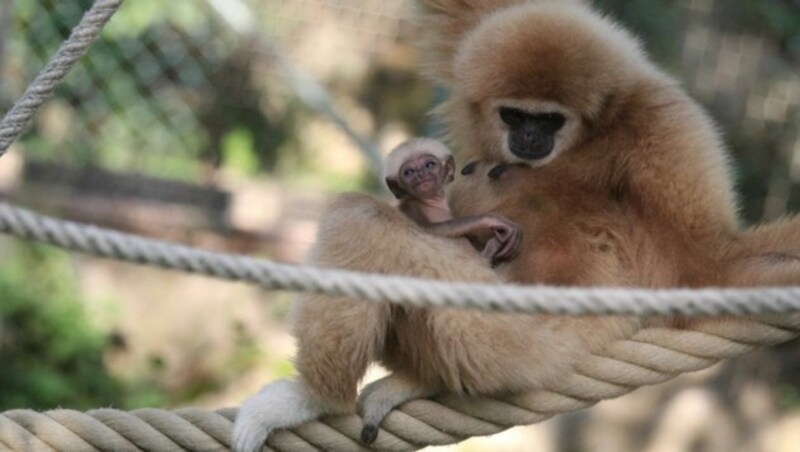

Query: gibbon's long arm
421,214,522,264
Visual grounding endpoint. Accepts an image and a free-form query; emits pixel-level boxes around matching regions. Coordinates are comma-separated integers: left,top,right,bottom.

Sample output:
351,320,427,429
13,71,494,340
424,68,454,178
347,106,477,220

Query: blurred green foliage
222,127,260,176
597,0,800,63
0,241,270,410
0,243,164,410
595,0,684,64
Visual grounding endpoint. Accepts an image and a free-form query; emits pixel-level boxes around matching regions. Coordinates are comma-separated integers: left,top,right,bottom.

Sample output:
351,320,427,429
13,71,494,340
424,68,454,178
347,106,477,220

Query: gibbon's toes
361,423,380,444
488,163,509,179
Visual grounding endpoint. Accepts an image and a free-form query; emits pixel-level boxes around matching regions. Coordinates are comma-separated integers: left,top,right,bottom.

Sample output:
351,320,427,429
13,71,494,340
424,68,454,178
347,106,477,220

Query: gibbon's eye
536,113,566,133
499,107,527,127
424,160,437,170
403,168,415,178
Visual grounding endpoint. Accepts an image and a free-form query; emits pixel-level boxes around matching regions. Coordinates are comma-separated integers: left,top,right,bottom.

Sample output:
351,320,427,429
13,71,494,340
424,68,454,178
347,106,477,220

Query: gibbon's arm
622,86,740,241
723,217,800,287
422,214,514,239
310,193,500,279
422,214,522,265
620,89,800,285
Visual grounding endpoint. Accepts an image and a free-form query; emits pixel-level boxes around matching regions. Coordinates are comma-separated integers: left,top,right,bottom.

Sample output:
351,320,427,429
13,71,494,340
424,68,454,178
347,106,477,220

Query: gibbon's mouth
413,178,437,190
509,136,555,161
512,149,553,160
511,147,553,161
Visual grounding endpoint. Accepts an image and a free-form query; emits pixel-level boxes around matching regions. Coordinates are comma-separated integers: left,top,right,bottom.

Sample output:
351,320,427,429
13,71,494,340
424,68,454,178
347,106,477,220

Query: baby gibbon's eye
403,168,415,178
425,160,437,170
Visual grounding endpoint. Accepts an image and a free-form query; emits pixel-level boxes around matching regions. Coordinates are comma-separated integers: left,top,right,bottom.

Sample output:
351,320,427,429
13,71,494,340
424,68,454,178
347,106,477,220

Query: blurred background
0,0,798,451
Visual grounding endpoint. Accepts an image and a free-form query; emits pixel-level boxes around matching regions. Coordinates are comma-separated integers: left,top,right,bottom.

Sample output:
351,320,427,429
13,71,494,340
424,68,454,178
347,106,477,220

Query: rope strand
1,315,797,451
0,0,124,156
2,201,800,316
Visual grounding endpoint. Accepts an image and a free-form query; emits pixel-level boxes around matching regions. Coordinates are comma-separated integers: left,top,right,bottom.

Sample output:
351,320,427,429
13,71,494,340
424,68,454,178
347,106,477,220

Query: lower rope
2,314,797,451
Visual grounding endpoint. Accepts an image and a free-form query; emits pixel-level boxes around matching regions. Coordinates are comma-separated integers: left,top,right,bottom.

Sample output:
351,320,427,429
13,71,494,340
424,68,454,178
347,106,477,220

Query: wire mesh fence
0,0,798,221
0,0,418,182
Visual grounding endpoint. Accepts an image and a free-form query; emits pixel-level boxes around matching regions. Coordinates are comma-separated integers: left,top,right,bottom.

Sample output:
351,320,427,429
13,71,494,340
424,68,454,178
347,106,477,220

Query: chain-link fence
0,0,799,222
0,0,420,180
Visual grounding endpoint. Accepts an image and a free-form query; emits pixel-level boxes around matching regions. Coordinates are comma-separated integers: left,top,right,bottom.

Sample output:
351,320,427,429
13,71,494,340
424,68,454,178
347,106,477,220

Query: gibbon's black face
499,107,566,161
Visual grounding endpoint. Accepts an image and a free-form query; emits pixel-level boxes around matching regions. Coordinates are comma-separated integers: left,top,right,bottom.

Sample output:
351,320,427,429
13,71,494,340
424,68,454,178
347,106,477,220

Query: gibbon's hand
479,215,523,265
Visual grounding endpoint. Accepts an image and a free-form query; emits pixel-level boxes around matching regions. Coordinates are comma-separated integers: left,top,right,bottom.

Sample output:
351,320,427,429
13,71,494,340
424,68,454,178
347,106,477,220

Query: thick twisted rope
3,314,798,451
3,200,800,316
0,0,124,155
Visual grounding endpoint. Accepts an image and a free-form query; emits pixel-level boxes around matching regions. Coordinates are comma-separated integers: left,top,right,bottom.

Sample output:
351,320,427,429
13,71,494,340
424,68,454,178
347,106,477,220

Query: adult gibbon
232,1,800,450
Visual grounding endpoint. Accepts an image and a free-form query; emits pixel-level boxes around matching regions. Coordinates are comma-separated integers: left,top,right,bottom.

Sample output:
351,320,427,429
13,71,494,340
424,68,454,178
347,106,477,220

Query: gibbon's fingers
497,224,523,263
481,237,504,264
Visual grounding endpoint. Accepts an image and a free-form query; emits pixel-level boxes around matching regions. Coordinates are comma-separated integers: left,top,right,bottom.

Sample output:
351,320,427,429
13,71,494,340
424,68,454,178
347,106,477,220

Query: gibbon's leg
233,193,499,452
358,372,442,444
292,293,392,413
725,216,800,286
232,296,391,452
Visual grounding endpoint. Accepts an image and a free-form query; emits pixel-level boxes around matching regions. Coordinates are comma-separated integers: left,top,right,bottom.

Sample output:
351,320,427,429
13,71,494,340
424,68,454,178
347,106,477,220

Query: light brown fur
233,2,800,450
295,193,635,407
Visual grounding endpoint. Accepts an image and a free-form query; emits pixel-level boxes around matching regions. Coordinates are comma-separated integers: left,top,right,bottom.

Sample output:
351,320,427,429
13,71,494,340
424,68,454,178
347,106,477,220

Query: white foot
232,379,324,452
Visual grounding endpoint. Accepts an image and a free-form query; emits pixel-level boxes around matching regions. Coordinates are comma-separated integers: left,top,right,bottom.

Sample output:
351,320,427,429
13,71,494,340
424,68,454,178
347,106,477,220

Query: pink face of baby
385,149,455,201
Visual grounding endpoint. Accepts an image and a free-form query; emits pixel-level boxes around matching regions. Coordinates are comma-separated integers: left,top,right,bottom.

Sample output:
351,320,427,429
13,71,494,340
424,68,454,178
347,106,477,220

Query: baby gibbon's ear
417,0,590,83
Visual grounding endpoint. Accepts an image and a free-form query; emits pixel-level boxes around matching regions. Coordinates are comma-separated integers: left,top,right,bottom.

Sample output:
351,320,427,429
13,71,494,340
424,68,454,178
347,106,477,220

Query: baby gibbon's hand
479,215,522,265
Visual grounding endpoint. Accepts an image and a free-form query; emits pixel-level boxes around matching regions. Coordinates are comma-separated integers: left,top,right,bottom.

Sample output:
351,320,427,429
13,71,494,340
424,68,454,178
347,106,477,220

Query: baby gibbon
384,138,522,266
233,1,800,450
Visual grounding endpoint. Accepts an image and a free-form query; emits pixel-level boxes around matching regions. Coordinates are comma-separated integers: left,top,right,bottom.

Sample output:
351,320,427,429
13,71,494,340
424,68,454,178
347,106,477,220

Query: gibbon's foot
232,379,326,452
361,423,380,444
358,373,438,445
